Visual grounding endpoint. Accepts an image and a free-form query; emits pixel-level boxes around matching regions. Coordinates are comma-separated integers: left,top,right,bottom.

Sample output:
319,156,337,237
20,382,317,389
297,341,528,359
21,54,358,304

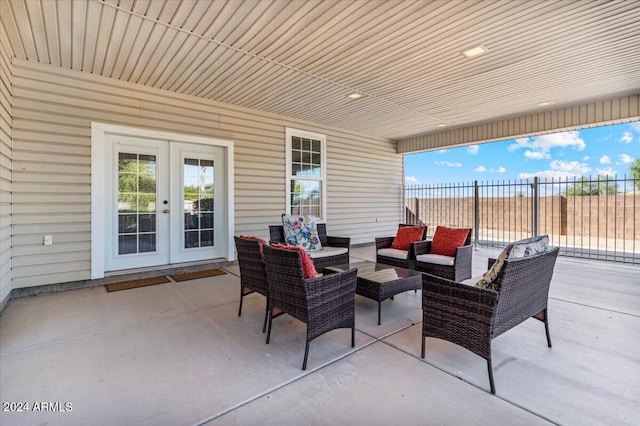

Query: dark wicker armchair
269,223,350,269
414,228,473,281
234,236,269,332
262,245,358,370
375,224,428,269
421,246,559,394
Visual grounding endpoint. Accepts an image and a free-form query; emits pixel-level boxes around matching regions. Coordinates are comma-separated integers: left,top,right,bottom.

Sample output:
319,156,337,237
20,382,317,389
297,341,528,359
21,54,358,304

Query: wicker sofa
421,243,559,394
269,223,350,269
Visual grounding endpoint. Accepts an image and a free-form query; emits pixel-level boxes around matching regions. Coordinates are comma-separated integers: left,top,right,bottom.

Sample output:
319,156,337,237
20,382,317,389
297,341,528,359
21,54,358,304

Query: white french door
170,142,225,263
104,135,225,272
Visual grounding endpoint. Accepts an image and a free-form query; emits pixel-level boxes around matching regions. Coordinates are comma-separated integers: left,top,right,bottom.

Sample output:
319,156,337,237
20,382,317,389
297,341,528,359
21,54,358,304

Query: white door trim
91,122,235,279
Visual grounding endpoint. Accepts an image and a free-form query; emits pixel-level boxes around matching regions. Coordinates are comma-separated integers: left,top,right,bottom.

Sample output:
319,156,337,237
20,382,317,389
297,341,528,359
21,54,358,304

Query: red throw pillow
270,243,318,279
391,226,425,250
430,226,470,257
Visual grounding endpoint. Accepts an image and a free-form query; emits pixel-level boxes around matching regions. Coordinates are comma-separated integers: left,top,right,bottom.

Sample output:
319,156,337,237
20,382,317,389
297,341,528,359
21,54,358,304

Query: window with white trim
285,128,326,220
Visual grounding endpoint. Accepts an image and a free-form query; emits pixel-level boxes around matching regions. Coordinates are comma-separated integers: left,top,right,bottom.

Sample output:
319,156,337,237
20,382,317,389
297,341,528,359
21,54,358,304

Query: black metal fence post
474,180,480,249
532,176,539,238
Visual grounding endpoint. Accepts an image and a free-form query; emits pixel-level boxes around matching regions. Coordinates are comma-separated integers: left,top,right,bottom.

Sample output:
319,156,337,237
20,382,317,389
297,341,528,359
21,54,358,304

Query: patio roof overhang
2,0,639,149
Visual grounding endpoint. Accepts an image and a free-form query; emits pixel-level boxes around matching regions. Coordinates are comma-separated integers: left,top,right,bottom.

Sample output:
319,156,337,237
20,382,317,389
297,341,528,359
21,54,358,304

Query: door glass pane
118,235,137,255
139,234,156,253
139,214,155,233
117,152,157,255
200,230,214,247
183,157,215,249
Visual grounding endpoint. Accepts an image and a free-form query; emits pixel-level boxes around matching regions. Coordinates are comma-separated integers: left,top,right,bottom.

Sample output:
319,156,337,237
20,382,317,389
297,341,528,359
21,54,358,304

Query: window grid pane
291,136,321,178
290,179,321,217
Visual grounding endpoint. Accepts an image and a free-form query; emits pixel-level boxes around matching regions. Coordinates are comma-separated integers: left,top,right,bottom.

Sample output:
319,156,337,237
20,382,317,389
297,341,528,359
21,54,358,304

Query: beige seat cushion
308,246,348,259
416,253,455,266
377,248,409,260
462,275,484,286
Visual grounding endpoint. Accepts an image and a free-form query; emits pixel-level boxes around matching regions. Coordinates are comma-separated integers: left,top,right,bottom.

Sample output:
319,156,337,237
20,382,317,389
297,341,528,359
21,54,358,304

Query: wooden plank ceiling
2,0,640,141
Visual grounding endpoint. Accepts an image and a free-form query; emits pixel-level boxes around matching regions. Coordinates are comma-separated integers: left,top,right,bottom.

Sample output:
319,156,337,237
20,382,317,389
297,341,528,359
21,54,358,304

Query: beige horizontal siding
322,128,404,239
10,59,402,287
0,23,13,304
12,267,90,289
397,95,640,153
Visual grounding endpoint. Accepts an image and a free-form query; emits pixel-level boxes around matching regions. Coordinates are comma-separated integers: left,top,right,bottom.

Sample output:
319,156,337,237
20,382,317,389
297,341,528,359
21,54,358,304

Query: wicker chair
269,223,350,269
414,228,473,281
262,245,358,370
375,224,428,269
421,246,559,394
234,236,269,332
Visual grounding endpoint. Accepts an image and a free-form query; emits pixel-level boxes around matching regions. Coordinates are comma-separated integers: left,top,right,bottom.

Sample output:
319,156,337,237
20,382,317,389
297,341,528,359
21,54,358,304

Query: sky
405,122,640,185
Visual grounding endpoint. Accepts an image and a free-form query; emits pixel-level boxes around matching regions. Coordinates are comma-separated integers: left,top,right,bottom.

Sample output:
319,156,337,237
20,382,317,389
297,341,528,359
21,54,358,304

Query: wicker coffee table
324,261,422,325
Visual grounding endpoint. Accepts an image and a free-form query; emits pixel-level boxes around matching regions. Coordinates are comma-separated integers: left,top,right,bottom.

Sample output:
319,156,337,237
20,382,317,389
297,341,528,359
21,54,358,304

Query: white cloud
507,138,530,152
600,155,611,164
620,131,633,144
583,156,590,161
595,167,616,177
518,160,591,179
619,153,633,164
474,165,486,172
525,150,550,160
550,160,591,174
537,132,586,151
467,145,479,155
495,166,506,174
508,131,586,159
435,161,462,167
518,171,576,179
630,122,640,132
405,176,420,185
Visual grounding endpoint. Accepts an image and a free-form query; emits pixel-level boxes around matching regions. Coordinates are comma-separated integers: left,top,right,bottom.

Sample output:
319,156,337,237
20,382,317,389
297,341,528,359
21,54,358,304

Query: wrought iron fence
404,175,639,264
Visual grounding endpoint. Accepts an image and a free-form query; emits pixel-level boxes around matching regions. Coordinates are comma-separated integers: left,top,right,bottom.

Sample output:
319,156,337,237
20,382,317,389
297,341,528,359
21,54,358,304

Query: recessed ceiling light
346,92,363,100
461,45,489,59
536,101,556,107
436,123,447,127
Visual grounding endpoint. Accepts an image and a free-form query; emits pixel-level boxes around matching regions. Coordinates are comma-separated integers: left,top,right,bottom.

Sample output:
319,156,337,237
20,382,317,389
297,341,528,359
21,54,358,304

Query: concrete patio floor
1,244,639,425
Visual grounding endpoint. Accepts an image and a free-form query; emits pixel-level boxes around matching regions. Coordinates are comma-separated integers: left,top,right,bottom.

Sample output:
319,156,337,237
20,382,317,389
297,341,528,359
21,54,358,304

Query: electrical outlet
44,235,53,246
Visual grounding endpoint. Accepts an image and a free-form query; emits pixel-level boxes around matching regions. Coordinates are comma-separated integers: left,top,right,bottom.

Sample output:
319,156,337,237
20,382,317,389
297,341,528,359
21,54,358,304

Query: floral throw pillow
281,214,323,252
509,235,549,259
475,245,512,291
